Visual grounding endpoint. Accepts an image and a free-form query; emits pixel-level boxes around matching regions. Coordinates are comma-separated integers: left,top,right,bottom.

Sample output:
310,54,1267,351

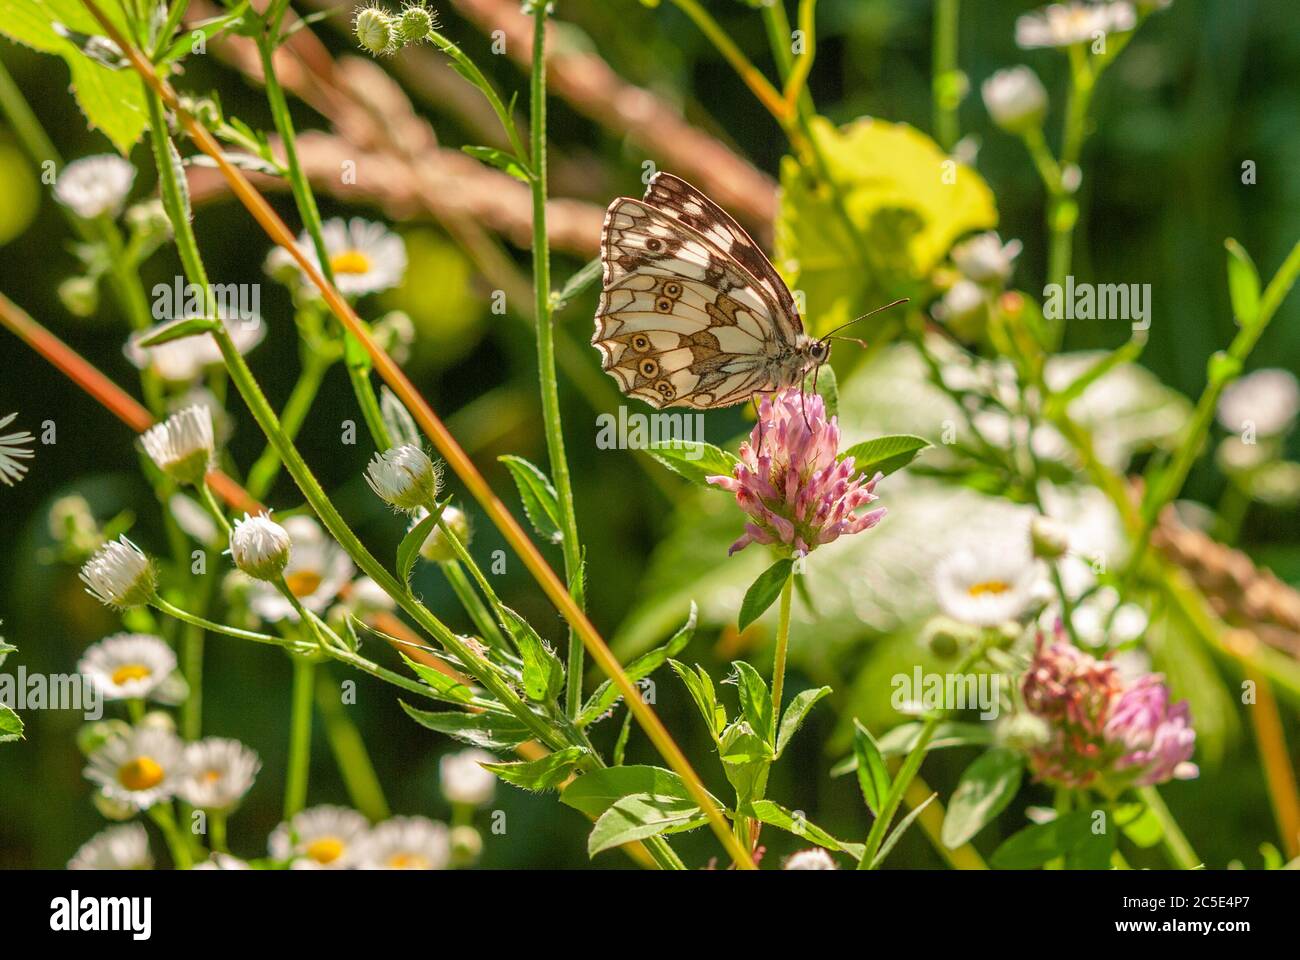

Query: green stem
770,571,795,739
1139,785,1201,869
152,595,300,649
316,665,390,821
246,350,331,500
181,622,204,740
441,559,510,651
198,480,233,537
931,0,961,151
528,4,585,719
284,654,315,819
149,803,194,869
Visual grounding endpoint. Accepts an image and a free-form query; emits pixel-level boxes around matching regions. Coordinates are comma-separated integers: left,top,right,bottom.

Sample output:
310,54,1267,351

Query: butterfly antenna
827,336,870,350
817,298,909,342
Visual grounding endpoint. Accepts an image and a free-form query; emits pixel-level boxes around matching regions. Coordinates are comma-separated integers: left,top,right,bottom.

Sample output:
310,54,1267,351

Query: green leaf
941,749,1023,849
498,455,563,544
872,792,936,868
775,685,831,757
398,702,531,751
578,602,696,725
646,440,739,487
1224,238,1261,327
160,3,249,64
852,720,890,817
482,747,585,792
136,316,219,347
399,653,475,705
719,721,772,810
1115,802,1164,849
396,499,445,583
668,659,726,738
560,764,718,818
738,558,793,631
587,793,706,857
553,257,602,310
0,0,147,153
801,362,839,418
461,144,531,182
876,721,992,758
750,799,863,861
839,434,930,477
731,660,773,743
0,704,23,743
776,117,996,338
990,809,1095,869
499,606,564,702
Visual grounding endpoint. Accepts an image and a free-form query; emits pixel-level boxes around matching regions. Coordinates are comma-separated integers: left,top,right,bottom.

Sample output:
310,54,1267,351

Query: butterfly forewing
593,174,806,410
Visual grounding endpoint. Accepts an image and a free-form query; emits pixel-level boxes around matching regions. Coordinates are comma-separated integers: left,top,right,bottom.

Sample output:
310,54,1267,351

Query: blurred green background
1,0,1297,868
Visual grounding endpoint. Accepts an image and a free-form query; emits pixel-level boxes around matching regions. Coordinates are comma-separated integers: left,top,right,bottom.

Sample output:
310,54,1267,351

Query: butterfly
592,172,828,410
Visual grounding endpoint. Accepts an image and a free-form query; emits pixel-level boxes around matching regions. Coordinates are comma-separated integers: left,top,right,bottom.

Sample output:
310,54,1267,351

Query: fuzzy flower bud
783,848,837,870
229,513,292,582
398,3,436,42
58,276,99,317
139,405,215,486
440,748,496,806
981,66,1047,135
366,445,442,514
417,505,471,563
354,6,397,55
80,536,156,609
1030,515,1070,559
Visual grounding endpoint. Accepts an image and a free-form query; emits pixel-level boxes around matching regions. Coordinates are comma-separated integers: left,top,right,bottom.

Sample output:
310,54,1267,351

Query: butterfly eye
655,298,674,313
654,379,676,399
810,342,828,361
639,359,660,378
645,238,663,252
664,282,682,298
631,334,651,351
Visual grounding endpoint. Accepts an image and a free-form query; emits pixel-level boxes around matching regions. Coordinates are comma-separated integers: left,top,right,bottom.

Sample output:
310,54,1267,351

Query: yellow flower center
111,663,153,685
305,836,346,864
387,852,430,869
202,768,222,784
967,580,1011,597
329,250,372,275
284,569,323,598
118,755,165,791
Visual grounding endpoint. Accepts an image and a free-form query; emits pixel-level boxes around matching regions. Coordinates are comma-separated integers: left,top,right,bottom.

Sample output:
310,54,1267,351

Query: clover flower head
1103,675,1198,786
706,388,886,557
80,535,156,609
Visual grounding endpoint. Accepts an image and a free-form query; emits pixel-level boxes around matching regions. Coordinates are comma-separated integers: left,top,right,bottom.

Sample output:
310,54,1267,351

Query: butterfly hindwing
594,193,800,409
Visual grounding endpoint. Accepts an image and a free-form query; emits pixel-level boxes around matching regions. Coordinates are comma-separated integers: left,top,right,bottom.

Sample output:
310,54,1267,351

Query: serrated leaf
853,720,890,817
668,659,726,738
553,257,602,310
587,792,707,857
560,764,719,818
0,704,23,742
738,558,793,632
645,440,740,487
990,809,1094,869
941,749,1023,849
732,660,773,742
872,792,936,868
461,144,530,182
750,799,864,861
838,434,930,477
482,747,585,792
775,685,831,757
399,652,475,704
498,455,563,544
579,602,696,725
1224,238,1261,327
500,606,564,702
398,702,530,751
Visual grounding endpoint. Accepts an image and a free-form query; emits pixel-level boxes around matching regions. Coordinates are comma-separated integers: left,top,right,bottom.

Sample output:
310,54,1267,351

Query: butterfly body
593,173,825,410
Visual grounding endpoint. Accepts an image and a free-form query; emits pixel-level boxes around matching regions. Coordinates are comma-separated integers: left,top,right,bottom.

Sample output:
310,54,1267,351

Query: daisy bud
229,513,292,582
80,536,156,609
140,405,215,486
53,154,136,220
1030,515,1070,559
981,66,1047,135
440,748,496,806
449,825,483,866
783,848,837,870
354,6,396,56
417,505,471,563
366,444,442,514
398,3,435,42
58,276,99,317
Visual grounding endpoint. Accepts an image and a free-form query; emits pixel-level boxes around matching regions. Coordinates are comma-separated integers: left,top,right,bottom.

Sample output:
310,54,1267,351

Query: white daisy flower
124,315,265,383
178,737,261,810
935,548,1038,627
933,279,985,325
358,816,450,870
269,805,370,869
193,853,252,870
347,576,397,613
78,633,177,701
84,727,188,811
365,444,441,514
80,535,156,609
783,848,838,870
1016,2,1136,49
140,405,215,486
1216,369,1300,437
0,412,34,487
53,154,136,219
440,748,497,807
282,217,407,296
951,231,1023,285
68,823,153,870
248,516,353,622
228,512,292,582
981,67,1047,134
416,504,472,563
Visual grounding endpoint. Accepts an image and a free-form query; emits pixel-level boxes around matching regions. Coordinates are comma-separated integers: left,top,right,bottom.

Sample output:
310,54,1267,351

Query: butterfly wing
643,172,804,341
594,193,798,410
